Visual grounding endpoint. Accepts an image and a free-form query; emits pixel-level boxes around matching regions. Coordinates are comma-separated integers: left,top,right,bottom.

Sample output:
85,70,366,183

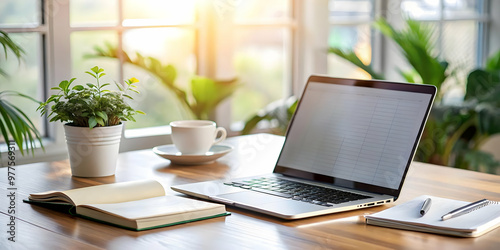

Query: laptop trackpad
215,191,321,218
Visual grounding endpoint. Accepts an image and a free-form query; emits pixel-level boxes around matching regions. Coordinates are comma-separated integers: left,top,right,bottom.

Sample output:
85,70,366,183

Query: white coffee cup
170,120,227,155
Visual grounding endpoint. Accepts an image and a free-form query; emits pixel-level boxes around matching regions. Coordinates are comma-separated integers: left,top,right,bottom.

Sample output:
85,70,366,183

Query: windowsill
124,125,171,139
0,138,68,166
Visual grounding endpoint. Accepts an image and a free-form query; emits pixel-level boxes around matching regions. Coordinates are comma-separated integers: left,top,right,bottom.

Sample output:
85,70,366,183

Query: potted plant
38,66,143,177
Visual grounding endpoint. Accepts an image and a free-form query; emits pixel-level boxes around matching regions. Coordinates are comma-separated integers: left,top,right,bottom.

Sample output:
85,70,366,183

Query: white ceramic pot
64,123,123,177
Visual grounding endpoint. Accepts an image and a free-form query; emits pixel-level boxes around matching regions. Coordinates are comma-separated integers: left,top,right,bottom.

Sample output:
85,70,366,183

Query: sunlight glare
122,0,197,26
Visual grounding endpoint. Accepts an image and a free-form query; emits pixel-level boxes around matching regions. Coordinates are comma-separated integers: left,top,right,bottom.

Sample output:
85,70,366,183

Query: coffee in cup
170,120,227,155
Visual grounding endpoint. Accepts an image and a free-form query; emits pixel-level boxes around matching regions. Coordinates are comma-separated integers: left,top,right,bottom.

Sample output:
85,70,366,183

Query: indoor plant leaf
465,69,500,101
328,47,385,79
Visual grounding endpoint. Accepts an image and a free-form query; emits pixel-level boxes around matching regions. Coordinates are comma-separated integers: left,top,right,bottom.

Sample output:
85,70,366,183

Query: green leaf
0,31,24,62
8,102,44,153
91,66,100,74
87,83,95,88
45,95,57,104
115,82,124,91
328,47,385,79
123,94,133,100
241,113,271,135
88,116,97,128
68,77,77,86
96,111,108,122
486,50,500,72
85,71,97,78
242,96,297,135
72,85,84,91
373,17,447,90
95,116,105,126
476,105,500,135
0,100,29,154
59,80,69,89
465,69,500,101
0,102,18,146
190,76,240,119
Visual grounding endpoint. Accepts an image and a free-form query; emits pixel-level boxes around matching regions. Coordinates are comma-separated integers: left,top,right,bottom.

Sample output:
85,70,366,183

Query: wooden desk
1,133,500,249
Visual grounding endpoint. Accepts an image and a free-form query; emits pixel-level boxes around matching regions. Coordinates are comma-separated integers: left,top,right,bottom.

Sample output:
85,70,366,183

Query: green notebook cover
78,212,231,231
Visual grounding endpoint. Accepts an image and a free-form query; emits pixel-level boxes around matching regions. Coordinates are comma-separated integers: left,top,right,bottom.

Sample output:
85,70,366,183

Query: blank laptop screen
276,77,435,195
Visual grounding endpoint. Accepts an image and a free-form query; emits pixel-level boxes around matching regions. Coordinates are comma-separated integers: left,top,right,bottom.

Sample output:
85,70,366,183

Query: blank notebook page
365,195,500,232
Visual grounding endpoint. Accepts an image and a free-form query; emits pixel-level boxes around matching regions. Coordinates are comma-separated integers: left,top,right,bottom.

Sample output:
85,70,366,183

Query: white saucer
152,144,233,165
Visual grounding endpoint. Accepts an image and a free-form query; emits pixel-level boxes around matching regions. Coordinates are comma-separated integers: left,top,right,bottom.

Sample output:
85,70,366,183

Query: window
0,0,46,142
327,0,375,79
68,0,294,133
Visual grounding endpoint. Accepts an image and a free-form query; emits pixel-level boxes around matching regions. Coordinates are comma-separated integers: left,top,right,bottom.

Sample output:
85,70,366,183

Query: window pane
441,21,477,101
232,28,289,124
233,0,291,23
0,33,44,139
329,0,372,23
328,25,372,79
401,0,440,20
401,0,483,20
71,31,119,80
70,0,118,27
123,0,196,26
444,0,482,19
122,28,196,129
0,0,40,27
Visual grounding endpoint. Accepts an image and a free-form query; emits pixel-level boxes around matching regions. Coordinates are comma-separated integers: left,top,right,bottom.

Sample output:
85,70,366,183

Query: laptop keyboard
224,177,372,207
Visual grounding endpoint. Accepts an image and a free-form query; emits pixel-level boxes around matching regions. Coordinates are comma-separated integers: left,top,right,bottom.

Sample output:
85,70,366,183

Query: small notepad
365,195,500,237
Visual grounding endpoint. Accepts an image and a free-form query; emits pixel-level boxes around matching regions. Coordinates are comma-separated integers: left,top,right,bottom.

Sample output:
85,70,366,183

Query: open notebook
365,195,500,237
25,180,229,231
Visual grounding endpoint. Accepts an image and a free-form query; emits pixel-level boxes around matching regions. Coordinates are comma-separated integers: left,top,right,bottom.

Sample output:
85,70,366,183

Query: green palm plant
89,44,240,120
0,31,43,156
329,17,449,100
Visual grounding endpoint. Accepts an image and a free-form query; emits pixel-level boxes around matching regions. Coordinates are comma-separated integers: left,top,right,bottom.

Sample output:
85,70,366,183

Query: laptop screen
275,76,436,197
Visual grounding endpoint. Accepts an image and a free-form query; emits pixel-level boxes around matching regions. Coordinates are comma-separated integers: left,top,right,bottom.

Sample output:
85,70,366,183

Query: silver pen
441,199,489,221
420,198,432,216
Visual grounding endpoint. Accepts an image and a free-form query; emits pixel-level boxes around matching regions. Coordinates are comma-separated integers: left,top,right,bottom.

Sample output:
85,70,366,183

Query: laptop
172,75,436,219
